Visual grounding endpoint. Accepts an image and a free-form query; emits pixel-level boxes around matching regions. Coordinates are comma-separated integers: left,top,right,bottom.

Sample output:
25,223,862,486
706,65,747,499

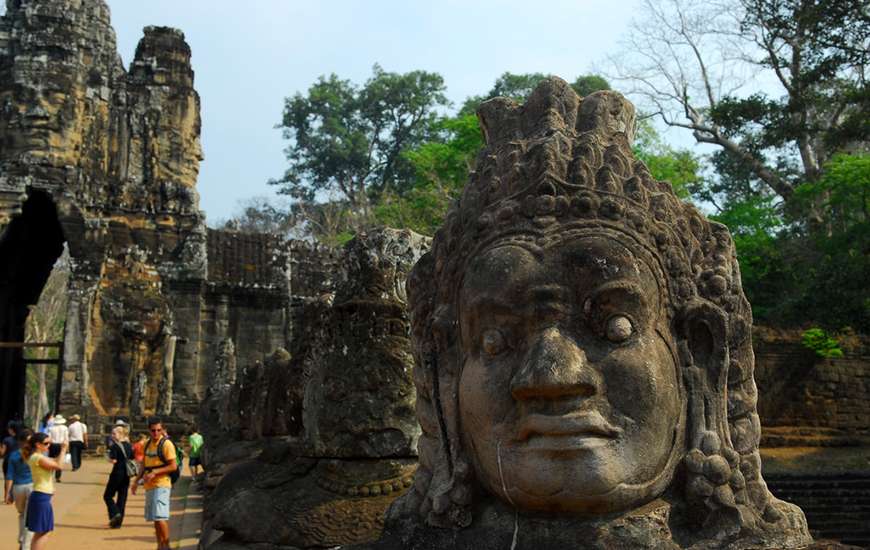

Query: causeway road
0,456,202,549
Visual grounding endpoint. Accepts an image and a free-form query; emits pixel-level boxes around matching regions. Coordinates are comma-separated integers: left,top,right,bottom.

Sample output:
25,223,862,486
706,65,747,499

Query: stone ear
676,299,731,452
677,299,728,386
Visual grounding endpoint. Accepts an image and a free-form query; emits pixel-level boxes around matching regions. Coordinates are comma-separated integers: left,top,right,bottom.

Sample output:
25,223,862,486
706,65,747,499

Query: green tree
610,0,870,329
633,120,701,198
610,0,869,217
375,114,483,235
271,65,449,216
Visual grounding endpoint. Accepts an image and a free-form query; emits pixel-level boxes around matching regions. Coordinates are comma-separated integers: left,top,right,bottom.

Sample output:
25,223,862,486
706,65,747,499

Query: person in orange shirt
131,416,176,550
131,433,147,464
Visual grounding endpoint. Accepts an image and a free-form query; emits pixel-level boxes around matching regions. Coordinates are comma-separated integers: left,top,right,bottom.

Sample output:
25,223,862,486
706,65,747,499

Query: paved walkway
1,457,202,550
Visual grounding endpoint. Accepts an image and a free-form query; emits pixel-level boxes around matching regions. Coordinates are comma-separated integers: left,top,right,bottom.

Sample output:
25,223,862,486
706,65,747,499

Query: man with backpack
161,427,183,485
132,416,177,550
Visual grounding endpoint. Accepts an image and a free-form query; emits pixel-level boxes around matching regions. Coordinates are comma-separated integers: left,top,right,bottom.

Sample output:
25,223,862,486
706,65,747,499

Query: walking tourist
37,414,53,433
2,420,22,485
132,416,177,550
132,433,147,465
105,419,128,452
67,414,87,471
103,425,133,528
4,429,34,550
23,432,67,550
188,427,204,478
45,416,67,483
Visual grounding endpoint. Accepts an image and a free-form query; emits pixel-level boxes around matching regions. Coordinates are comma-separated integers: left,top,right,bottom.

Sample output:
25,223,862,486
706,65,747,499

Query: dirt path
1,456,201,550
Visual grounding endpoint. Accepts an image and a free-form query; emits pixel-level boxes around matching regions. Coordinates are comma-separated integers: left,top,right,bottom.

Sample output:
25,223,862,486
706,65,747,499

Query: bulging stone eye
481,329,506,356
606,315,633,342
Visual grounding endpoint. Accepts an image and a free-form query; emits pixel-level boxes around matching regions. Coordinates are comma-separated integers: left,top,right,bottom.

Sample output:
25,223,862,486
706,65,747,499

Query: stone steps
766,474,870,548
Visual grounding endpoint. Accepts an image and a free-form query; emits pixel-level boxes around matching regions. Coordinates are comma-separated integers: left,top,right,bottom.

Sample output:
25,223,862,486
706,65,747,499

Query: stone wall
754,327,870,440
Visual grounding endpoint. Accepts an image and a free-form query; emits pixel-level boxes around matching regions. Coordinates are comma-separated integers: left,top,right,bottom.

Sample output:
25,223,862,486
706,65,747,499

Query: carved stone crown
430,78,741,318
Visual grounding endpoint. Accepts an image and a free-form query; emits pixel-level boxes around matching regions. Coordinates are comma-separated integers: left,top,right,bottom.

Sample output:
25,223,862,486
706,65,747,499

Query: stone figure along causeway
368,78,812,549
201,229,428,549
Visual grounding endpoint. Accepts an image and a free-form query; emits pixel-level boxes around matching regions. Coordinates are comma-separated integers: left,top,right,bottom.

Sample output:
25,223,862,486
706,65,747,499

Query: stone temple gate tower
0,0,291,430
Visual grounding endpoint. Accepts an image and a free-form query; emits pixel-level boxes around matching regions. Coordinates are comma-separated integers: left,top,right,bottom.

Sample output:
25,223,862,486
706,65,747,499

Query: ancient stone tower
0,0,291,429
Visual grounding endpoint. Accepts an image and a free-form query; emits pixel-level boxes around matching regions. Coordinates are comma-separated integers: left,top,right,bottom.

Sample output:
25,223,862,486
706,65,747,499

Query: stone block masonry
754,327,870,441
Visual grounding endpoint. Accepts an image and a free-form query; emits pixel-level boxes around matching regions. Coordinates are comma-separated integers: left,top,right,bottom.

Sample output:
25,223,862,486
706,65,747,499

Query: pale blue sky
103,1,649,222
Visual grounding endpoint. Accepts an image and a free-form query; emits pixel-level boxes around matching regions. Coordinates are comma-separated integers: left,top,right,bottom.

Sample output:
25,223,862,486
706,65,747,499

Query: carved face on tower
458,234,682,513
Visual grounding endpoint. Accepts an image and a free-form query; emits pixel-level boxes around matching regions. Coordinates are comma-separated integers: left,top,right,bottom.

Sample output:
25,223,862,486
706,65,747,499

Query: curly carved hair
399,78,782,533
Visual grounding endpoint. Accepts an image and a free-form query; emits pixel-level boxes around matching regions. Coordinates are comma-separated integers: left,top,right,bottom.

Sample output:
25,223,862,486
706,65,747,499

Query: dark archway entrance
0,189,65,430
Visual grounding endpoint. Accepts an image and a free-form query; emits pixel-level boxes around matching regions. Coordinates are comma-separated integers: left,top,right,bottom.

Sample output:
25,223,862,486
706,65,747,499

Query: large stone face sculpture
371,78,812,549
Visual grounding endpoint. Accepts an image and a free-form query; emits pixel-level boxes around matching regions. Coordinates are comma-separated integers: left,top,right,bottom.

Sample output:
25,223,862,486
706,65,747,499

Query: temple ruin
1,2,867,548
0,0,292,430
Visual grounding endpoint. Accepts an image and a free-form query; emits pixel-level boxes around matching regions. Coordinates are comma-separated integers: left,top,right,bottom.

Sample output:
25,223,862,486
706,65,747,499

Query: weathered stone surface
301,229,426,458
364,78,812,549
201,228,429,549
0,0,290,431
754,327,870,443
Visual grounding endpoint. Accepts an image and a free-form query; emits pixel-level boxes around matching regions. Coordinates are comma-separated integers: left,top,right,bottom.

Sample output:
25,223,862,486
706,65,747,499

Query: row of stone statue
200,80,816,550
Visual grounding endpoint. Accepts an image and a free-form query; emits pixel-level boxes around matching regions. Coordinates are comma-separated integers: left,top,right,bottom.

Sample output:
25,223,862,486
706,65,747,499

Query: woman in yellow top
22,432,67,550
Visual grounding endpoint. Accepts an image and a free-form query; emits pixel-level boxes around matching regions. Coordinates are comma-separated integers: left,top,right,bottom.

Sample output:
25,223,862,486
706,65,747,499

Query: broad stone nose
511,327,601,401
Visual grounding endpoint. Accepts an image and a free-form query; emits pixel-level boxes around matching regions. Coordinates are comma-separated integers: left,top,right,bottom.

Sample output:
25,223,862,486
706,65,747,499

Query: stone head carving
402,78,807,541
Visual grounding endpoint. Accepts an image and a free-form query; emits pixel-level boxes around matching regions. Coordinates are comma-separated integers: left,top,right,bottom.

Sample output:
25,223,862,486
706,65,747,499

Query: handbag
117,442,139,477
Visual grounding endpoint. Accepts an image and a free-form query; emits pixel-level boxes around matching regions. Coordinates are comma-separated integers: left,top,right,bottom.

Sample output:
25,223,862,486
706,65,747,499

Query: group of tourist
2,415,205,550
2,419,67,550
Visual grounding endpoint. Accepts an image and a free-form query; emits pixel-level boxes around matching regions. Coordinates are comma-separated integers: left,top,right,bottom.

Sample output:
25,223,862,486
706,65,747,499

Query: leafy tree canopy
271,64,449,210
375,114,483,235
633,120,700,199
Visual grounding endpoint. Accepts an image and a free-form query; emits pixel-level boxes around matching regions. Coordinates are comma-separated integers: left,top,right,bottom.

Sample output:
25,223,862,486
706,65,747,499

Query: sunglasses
149,428,162,433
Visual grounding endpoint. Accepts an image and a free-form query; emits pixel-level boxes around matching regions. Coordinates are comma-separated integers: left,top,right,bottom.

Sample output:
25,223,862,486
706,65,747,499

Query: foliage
633,120,700,198
375,115,483,235
271,64,449,210
793,154,870,234
610,0,869,330
801,328,844,359
610,0,869,215
722,154,870,331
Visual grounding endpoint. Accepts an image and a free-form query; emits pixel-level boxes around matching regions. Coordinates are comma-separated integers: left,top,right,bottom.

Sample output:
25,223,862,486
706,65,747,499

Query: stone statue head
401,78,805,540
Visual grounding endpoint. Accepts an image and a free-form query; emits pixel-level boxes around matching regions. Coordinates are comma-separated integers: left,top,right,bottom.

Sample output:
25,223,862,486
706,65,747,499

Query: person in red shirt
131,434,147,465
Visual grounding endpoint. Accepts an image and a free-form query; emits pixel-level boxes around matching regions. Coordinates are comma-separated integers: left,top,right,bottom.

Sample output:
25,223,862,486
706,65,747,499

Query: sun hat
53,414,66,425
